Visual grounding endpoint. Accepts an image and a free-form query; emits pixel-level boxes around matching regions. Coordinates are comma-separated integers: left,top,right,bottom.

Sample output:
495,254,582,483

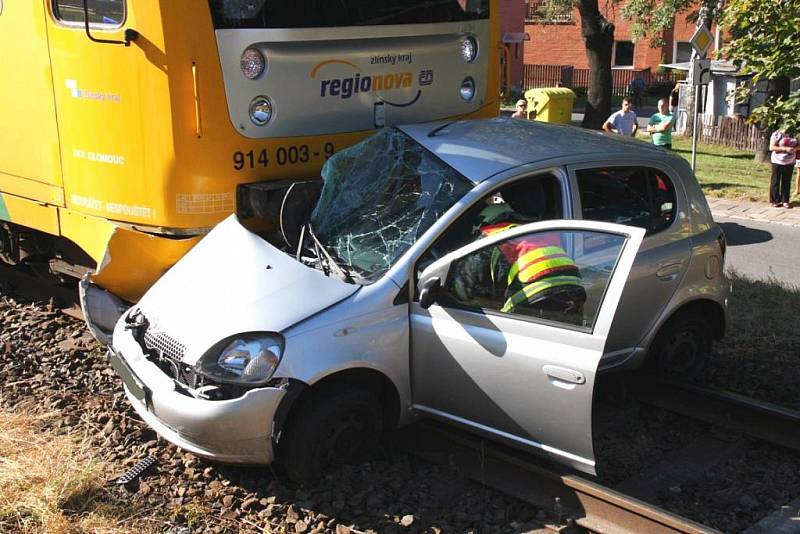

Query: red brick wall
499,0,527,89
521,2,717,71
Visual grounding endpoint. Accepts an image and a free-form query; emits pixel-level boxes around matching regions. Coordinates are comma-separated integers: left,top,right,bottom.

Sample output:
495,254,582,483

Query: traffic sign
692,58,711,86
690,26,713,58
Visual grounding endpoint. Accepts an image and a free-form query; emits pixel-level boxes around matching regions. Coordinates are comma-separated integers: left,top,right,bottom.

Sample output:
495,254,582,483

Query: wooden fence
698,114,761,152
523,65,685,96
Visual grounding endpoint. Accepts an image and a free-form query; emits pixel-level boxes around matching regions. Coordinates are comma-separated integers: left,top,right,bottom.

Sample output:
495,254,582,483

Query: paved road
716,216,799,287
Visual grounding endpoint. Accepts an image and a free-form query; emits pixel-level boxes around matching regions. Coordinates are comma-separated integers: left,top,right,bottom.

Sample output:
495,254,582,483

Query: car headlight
196,333,283,386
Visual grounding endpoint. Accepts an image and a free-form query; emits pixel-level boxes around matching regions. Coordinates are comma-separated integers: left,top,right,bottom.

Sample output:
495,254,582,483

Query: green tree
722,0,800,161
622,0,800,161
621,0,718,45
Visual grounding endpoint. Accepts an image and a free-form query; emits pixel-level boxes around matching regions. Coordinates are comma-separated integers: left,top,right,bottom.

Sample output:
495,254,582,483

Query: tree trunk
577,0,614,129
754,76,791,163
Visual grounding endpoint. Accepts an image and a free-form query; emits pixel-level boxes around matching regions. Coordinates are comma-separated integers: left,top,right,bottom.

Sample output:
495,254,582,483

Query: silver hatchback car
109,118,728,480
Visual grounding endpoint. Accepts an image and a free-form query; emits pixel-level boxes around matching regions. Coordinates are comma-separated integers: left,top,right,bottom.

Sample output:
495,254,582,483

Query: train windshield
209,0,490,29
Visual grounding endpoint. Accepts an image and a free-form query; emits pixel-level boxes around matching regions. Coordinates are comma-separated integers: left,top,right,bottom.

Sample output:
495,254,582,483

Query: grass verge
706,270,800,410
0,410,149,534
670,136,780,202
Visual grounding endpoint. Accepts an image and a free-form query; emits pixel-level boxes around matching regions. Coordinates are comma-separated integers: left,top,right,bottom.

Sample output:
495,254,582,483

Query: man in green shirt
647,98,674,149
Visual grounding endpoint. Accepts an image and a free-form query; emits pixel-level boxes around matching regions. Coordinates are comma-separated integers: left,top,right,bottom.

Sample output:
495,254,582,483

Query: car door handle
543,365,585,385
656,260,683,279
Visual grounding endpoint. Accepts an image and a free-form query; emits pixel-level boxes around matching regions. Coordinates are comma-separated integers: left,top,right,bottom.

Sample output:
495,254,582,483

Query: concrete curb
708,198,800,228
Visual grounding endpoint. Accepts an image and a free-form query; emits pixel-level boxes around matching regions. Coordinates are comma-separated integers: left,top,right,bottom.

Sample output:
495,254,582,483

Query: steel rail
630,378,800,453
399,420,719,533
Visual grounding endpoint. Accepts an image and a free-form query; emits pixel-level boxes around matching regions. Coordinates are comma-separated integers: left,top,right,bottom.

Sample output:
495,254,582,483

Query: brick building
498,0,528,92
497,0,718,90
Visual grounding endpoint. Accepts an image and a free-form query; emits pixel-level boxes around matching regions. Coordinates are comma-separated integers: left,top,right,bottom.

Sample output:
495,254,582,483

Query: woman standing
769,129,798,208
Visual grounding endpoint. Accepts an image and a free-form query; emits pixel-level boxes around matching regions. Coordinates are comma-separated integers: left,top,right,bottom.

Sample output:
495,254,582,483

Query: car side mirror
418,276,441,309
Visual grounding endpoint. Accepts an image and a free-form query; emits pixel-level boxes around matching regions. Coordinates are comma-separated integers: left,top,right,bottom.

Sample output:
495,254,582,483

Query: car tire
278,386,383,482
649,312,712,379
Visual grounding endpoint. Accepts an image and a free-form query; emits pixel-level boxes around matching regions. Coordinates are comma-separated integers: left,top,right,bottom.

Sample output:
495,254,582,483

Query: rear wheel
649,313,712,380
278,386,383,482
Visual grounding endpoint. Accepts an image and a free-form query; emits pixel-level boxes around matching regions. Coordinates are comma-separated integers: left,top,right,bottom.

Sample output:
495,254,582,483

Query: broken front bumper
108,329,287,464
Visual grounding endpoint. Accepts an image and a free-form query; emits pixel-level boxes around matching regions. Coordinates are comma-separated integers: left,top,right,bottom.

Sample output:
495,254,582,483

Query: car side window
439,229,627,330
53,0,125,26
576,167,676,235
416,173,564,278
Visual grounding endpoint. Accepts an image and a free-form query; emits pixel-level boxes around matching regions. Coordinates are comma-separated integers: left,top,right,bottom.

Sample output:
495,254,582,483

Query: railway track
399,420,719,533
629,374,800,453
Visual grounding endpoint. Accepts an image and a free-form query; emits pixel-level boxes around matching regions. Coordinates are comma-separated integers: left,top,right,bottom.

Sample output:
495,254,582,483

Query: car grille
137,318,197,387
143,328,186,361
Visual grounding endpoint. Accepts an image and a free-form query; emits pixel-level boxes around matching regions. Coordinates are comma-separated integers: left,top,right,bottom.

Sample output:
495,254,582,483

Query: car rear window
576,167,677,235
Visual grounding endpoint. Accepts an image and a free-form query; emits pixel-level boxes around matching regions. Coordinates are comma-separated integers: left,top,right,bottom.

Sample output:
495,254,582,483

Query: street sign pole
691,74,700,171
688,19,713,172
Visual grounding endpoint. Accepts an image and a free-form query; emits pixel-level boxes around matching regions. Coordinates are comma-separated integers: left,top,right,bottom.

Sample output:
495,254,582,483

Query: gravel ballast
1,283,799,533
0,290,542,533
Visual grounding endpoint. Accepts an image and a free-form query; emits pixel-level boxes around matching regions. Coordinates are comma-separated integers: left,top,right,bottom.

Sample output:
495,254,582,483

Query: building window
613,41,635,68
675,42,693,63
53,0,125,26
525,1,573,24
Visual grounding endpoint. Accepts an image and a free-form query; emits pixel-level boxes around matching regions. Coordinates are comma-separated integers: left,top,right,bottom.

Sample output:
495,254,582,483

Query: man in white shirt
603,97,638,137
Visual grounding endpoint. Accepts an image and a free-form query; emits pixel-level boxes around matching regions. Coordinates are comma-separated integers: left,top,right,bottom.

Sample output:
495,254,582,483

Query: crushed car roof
398,117,679,183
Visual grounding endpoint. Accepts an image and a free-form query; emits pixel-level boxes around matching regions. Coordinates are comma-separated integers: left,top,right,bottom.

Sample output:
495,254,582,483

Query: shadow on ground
718,221,773,246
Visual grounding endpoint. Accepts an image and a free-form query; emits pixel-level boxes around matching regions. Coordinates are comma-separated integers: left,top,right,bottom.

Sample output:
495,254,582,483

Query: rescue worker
453,198,585,318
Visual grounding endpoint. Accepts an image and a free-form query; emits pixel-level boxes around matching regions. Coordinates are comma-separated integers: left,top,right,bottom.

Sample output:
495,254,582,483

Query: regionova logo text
310,59,433,107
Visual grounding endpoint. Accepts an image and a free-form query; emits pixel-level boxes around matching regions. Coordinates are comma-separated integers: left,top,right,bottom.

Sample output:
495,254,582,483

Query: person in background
629,75,647,109
669,83,681,113
511,99,528,119
646,98,674,149
795,157,800,197
603,97,638,137
769,128,798,208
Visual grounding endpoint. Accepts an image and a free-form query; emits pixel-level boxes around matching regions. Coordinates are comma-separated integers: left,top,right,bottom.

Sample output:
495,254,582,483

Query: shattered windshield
309,128,471,283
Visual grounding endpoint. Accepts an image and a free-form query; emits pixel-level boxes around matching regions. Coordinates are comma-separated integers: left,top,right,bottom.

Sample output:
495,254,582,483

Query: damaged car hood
134,215,359,365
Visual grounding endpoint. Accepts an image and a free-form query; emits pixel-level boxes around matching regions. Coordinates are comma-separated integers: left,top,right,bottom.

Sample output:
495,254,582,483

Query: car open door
409,220,645,474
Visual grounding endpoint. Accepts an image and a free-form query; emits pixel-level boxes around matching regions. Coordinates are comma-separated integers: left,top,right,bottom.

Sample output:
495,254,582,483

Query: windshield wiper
305,224,355,283
359,0,476,25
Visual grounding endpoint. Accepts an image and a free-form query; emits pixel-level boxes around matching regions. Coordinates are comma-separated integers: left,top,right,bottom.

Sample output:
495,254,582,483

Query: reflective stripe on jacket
479,222,582,313
501,275,584,313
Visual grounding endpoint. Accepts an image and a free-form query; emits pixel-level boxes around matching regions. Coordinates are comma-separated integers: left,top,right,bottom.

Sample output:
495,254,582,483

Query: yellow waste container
524,87,575,124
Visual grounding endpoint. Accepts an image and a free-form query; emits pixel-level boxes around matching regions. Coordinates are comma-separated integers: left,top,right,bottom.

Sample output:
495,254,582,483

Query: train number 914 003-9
233,142,335,170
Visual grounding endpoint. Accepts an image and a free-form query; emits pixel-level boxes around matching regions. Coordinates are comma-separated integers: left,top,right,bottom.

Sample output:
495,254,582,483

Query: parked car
108,118,729,480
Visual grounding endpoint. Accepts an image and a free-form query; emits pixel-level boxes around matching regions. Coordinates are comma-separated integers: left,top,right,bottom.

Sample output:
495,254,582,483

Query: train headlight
241,48,266,80
461,37,478,63
249,96,273,126
460,77,476,101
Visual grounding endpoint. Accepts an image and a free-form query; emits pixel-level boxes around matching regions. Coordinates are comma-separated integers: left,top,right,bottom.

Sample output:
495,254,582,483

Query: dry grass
0,410,149,534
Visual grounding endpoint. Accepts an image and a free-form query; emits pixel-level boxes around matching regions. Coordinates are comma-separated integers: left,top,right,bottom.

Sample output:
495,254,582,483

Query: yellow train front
0,0,499,340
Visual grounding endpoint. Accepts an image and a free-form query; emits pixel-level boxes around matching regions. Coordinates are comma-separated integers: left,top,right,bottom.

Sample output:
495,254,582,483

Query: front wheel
278,386,383,482
649,313,712,380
